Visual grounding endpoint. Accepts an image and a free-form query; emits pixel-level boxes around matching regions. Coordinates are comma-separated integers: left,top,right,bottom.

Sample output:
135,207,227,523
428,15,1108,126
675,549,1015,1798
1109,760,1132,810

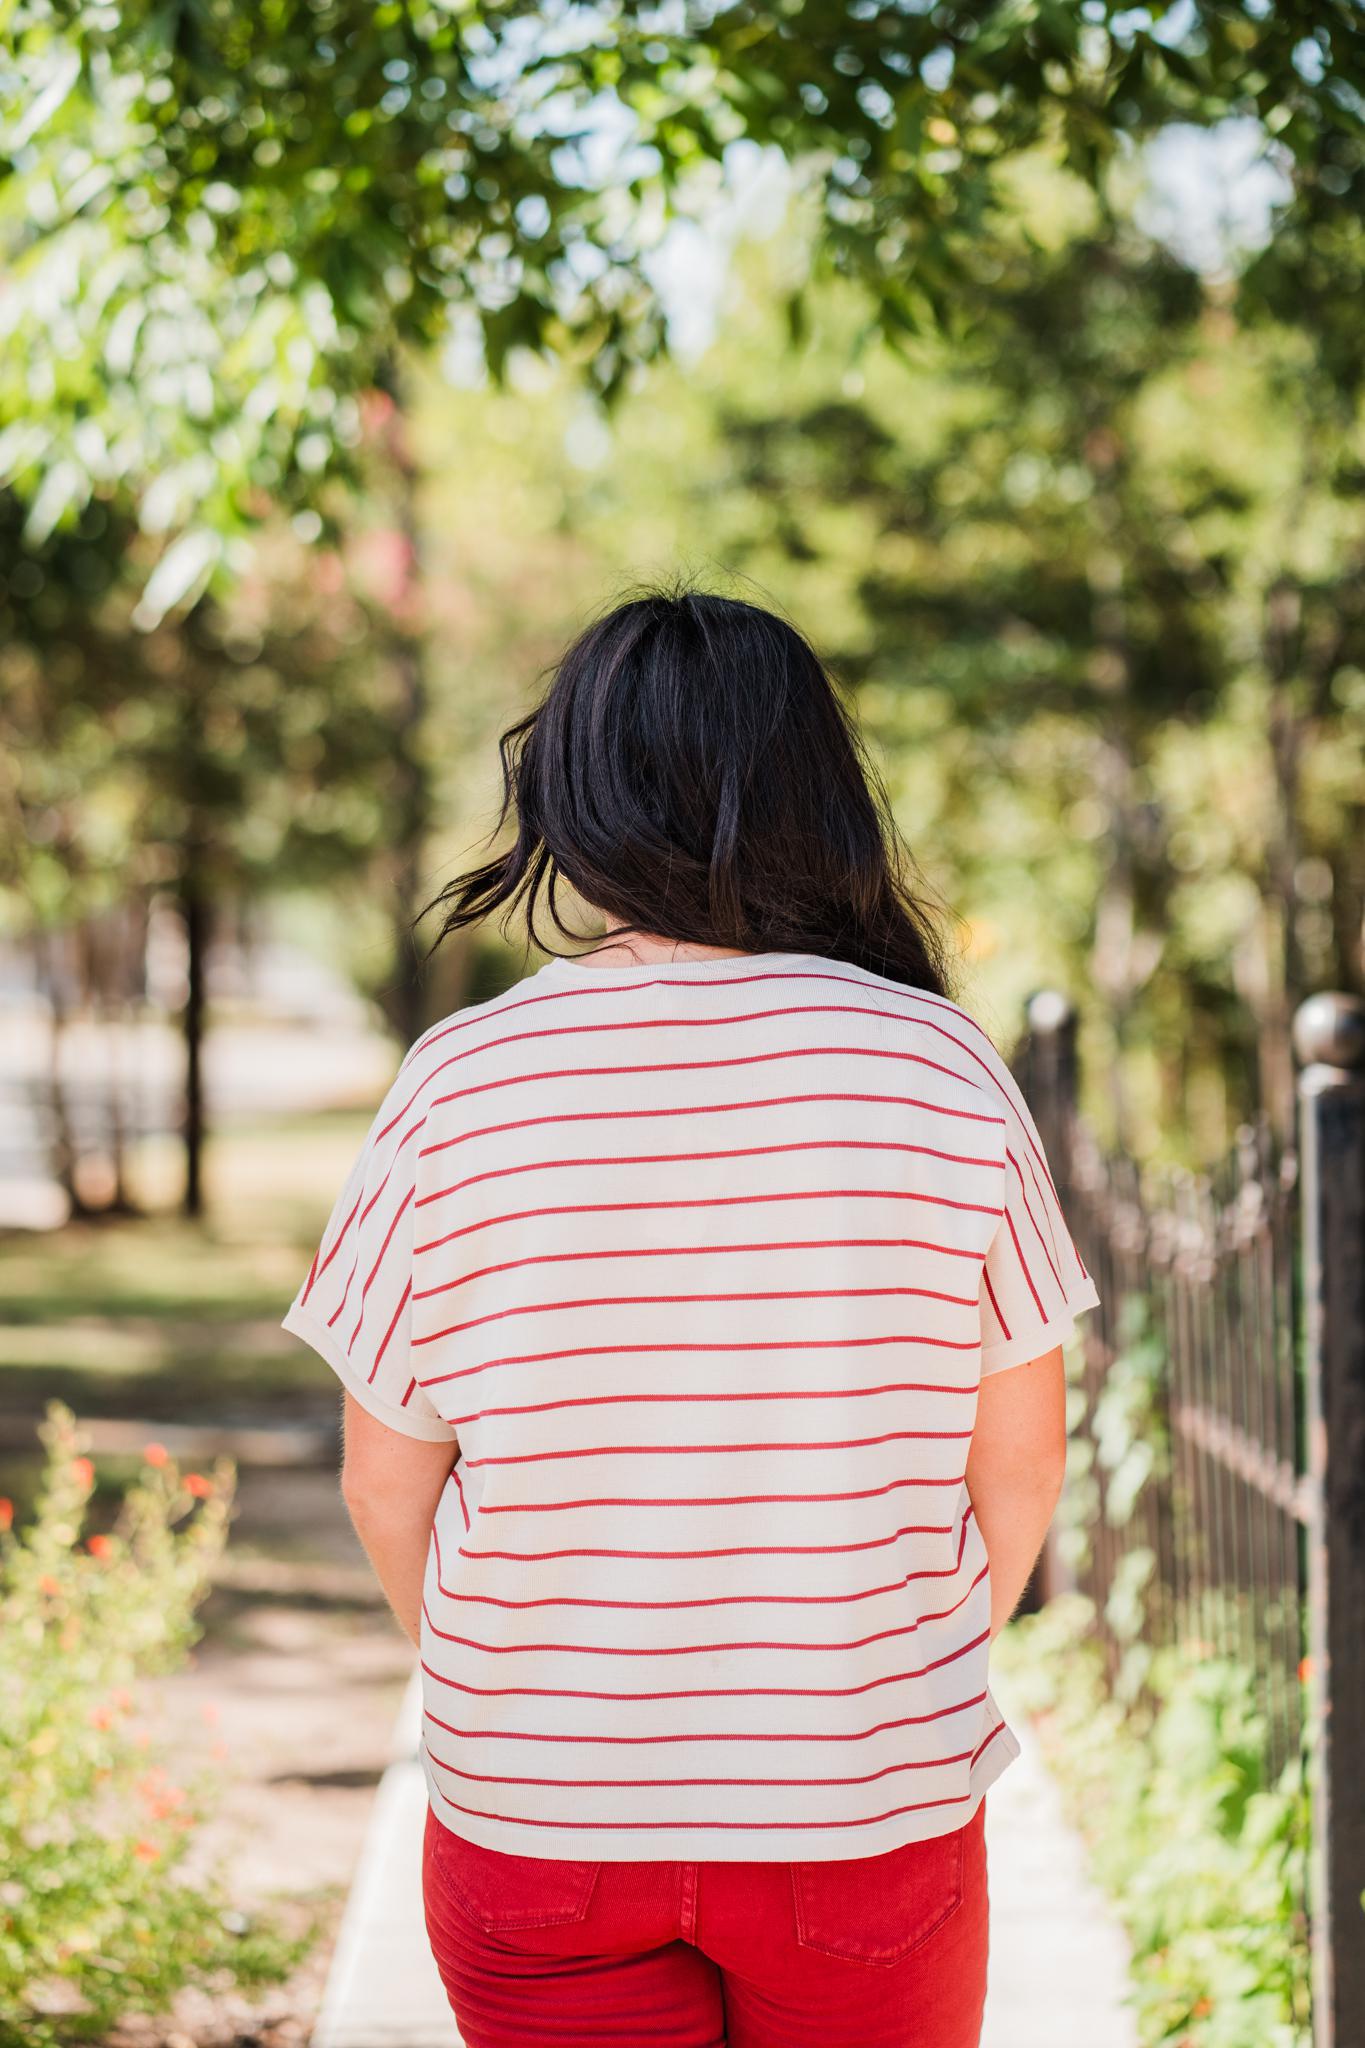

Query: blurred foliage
2,3,1363,1187
398,174,1365,1156
2,2,1363,583
1000,1597,1312,2048
0,1404,314,2047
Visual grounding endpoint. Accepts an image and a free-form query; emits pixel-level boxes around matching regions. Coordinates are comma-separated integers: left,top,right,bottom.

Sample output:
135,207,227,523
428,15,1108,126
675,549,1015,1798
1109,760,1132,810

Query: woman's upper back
284,949,1097,1860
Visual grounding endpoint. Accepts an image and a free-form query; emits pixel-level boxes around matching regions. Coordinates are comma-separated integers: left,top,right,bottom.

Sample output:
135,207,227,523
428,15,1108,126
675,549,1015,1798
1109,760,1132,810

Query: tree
3,2,1362,581
394,205,1365,1161
0,491,421,1213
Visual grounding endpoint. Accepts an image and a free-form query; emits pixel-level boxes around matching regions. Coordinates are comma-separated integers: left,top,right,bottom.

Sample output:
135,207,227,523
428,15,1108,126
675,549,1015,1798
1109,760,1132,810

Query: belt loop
679,1860,700,1942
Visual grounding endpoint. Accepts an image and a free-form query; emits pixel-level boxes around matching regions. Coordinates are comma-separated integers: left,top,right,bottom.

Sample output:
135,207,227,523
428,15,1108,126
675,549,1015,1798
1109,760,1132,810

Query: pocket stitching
790,1828,966,1967
432,1827,602,1932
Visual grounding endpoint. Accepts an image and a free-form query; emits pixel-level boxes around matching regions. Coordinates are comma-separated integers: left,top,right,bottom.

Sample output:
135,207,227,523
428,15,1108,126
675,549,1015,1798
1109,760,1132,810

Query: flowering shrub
0,1402,313,2047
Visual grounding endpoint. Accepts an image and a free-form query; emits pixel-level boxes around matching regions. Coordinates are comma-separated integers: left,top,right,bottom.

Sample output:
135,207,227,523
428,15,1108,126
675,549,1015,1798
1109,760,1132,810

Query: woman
282,587,1099,2048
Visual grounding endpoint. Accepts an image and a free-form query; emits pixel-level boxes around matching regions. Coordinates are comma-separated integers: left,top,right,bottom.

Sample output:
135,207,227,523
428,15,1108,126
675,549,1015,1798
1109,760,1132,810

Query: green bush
0,1401,315,2047
999,1596,1311,2048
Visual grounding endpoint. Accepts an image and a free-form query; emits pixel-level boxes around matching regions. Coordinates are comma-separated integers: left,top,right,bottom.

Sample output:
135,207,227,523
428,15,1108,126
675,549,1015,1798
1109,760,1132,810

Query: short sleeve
281,1071,457,1443
975,1057,1101,1378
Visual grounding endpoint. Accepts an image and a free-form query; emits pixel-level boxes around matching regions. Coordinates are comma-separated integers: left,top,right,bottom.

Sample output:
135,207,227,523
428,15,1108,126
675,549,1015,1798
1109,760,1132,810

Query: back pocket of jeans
790,1825,965,1966
432,1821,602,1932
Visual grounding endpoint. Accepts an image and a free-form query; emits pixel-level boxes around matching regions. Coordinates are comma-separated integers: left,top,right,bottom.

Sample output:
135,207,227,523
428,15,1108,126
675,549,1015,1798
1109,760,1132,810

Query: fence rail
1014,989,1365,2048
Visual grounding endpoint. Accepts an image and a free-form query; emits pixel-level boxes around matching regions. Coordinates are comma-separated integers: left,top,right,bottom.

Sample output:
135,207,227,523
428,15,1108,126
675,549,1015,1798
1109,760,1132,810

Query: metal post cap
1025,989,1075,1034
1292,992,1365,1072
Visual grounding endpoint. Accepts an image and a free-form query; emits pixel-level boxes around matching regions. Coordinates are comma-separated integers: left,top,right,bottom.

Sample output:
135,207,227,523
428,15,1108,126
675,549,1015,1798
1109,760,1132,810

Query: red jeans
422,1802,988,2047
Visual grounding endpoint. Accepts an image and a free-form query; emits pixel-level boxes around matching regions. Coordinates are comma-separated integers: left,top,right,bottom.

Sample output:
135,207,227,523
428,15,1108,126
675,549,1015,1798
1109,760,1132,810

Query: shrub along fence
1013,990,1365,2048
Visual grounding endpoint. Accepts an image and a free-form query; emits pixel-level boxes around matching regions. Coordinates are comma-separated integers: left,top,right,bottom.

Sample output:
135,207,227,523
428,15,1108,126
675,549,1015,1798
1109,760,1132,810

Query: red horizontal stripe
418,1624,989,1704
459,1426,973,1469
401,958,1075,1273
412,1233,983,1306
452,1515,960,1564
422,1737,978,1792
476,1473,968,1513
401,958,1080,1277
421,1689,989,1747
414,1179,1002,1253
418,1563,986,1659
417,1095,1005,1175
446,1380,977,1429
414,1284,977,1349
428,1779,973,1833
972,1720,1007,1766
398,965,940,1077
433,1511,976,1610
411,1044,1000,1143
419,1331,979,1393
385,998,1000,1141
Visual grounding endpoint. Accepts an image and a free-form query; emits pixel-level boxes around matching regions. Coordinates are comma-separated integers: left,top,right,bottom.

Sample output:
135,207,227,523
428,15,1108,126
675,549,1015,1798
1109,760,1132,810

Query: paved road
312,1675,1137,2048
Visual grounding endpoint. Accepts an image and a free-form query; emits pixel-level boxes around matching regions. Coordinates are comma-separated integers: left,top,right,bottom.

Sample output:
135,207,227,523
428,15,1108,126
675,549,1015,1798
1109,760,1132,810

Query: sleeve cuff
280,1299,458,1443
979,1277,1101,1378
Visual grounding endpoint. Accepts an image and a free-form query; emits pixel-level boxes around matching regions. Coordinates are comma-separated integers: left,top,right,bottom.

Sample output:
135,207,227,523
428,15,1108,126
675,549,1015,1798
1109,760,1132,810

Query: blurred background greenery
5,4,1363,1221
0,0,1361,1434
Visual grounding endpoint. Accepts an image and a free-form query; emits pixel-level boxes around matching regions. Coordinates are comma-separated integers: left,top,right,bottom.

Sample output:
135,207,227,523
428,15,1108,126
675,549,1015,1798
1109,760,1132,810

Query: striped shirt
282,949,1099,1862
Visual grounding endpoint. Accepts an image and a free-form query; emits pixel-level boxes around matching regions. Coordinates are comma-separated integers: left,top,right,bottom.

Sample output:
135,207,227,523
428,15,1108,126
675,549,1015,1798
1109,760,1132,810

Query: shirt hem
979,1278,1101,1376
419,1723,1020,1863
280,1298,457,1442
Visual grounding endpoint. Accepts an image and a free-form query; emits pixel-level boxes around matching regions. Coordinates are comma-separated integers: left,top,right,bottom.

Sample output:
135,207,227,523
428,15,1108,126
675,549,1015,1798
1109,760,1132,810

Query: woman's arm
339,1392,461,1650
965,1345,1068,1639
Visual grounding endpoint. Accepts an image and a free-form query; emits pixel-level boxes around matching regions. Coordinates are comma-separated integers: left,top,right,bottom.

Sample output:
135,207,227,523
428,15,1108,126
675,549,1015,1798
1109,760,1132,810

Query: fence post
1293,991,1365,2048
1023,990,1080,1605
1023,989,1079,1185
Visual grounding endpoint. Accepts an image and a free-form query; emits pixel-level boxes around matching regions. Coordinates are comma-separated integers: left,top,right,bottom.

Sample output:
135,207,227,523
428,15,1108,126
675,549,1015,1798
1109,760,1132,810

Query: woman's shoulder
391,966,565,1090
819,958,1008,1052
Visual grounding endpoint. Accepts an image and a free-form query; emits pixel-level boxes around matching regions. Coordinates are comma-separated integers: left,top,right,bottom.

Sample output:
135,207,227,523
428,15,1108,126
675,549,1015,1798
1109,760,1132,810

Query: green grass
0,1110,370,1419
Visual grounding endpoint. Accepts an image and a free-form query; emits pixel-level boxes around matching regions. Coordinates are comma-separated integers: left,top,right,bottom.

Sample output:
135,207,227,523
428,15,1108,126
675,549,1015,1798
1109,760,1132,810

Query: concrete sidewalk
312,1674,1137,2048
978,1678,1138,2048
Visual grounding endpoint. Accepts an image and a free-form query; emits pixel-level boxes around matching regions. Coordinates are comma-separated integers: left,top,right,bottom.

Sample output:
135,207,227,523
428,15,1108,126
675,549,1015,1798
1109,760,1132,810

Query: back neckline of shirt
538,949,831,981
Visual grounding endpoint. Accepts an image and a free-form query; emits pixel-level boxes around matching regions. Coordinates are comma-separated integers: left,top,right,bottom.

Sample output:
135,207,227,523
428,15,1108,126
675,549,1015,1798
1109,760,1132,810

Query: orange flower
70,1456,95,1489
0,1498,13,1531
90,1704,115,1731
142,1442,169,1468
86,1533,113,1560
184,1473,213,1499
133,1839,161,1862
1299,1656,1316,1685
38,1573,62,1597
200,1700,220,1727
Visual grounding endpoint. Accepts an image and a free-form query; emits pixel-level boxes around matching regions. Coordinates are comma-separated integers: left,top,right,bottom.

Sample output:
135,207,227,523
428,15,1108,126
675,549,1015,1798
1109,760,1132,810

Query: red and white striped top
282,950,1098,1862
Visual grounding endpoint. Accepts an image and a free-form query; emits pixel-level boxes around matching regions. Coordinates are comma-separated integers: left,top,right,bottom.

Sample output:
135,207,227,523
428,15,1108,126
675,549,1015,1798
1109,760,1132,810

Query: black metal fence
1014,990,1365,2048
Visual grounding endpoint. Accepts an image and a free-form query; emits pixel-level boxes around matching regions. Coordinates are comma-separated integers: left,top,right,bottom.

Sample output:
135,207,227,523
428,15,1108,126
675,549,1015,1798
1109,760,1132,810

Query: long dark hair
420,584,958,998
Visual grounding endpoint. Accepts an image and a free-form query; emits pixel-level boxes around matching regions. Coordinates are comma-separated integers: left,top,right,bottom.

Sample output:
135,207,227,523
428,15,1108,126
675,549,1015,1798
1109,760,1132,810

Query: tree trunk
374,370,433,1050
1261,577,1305,1146
178,857,210,1219
32,927,84,1214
